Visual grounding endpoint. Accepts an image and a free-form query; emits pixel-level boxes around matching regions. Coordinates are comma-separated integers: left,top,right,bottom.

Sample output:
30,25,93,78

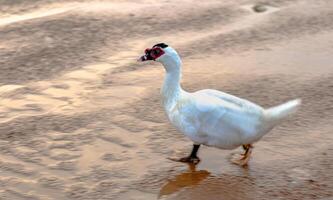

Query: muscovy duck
138,43,301,166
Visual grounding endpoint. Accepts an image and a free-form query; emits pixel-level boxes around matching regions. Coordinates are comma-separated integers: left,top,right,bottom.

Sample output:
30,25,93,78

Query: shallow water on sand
0,0,332,199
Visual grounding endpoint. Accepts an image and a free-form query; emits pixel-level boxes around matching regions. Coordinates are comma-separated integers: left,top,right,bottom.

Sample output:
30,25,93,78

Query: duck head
138,43,182,72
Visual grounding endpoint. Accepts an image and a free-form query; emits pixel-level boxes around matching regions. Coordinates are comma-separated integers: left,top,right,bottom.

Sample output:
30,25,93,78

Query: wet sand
0,0,332,199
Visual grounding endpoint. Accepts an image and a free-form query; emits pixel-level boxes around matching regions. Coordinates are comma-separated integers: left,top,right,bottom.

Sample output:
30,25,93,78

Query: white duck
139,43,301,166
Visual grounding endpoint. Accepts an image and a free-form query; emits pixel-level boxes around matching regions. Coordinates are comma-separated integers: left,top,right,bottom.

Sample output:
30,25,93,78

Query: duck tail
264,99,301,126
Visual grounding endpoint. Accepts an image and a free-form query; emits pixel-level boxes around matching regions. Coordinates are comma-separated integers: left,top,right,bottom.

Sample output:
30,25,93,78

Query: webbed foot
168,144,201,164
231,144,253,166
168,156,201,164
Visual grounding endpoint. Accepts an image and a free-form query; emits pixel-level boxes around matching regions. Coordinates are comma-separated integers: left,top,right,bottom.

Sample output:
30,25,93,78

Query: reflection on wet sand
158,164,256,200
159,164,210,198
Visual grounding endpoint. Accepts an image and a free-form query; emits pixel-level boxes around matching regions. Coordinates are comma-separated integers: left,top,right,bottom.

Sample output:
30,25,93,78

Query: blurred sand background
0,0,332,199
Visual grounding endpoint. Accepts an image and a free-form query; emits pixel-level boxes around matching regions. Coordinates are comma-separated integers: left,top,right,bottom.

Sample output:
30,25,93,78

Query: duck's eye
153,49,160,55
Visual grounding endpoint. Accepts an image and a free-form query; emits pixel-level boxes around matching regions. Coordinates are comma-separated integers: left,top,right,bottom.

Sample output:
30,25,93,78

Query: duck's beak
138,48,153,62
138,54,148,62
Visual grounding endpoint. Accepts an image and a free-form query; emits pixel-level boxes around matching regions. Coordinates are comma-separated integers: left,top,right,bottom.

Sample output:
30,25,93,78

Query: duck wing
191,90,265,141
194,89,263,113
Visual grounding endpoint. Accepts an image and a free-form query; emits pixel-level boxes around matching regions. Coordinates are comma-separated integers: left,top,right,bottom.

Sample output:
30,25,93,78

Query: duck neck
161,60,183,110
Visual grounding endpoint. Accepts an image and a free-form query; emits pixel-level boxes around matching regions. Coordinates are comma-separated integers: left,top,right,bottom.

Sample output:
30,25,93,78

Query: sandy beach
0,0,332,199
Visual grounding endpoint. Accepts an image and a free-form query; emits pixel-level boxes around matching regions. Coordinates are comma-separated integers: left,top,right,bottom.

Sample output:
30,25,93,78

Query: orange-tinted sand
0,0,332,199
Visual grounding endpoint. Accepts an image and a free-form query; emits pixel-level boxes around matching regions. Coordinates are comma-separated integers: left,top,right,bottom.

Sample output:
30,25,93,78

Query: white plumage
140,44,301,165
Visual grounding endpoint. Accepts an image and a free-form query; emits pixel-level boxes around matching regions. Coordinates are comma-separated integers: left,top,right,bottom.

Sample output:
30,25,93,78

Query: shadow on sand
158,163,257,200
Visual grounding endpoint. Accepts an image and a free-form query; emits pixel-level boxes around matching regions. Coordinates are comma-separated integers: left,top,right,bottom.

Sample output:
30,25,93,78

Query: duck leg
169,144,201,164
231,144,253,166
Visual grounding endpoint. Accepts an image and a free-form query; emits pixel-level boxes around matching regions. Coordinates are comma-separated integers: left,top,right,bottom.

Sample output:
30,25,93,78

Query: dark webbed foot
169,144,201,164
169,156,201,164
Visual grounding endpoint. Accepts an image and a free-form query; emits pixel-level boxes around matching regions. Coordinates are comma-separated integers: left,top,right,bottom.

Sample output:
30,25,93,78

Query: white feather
157,47,301,149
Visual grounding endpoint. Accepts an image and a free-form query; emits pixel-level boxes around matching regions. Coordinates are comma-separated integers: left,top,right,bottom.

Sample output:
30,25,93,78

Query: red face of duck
138,43,168,62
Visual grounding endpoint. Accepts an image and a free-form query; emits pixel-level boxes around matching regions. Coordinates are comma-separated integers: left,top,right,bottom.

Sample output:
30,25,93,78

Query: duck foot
231,144,253,166
168,144,201,164
168,156,201,164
